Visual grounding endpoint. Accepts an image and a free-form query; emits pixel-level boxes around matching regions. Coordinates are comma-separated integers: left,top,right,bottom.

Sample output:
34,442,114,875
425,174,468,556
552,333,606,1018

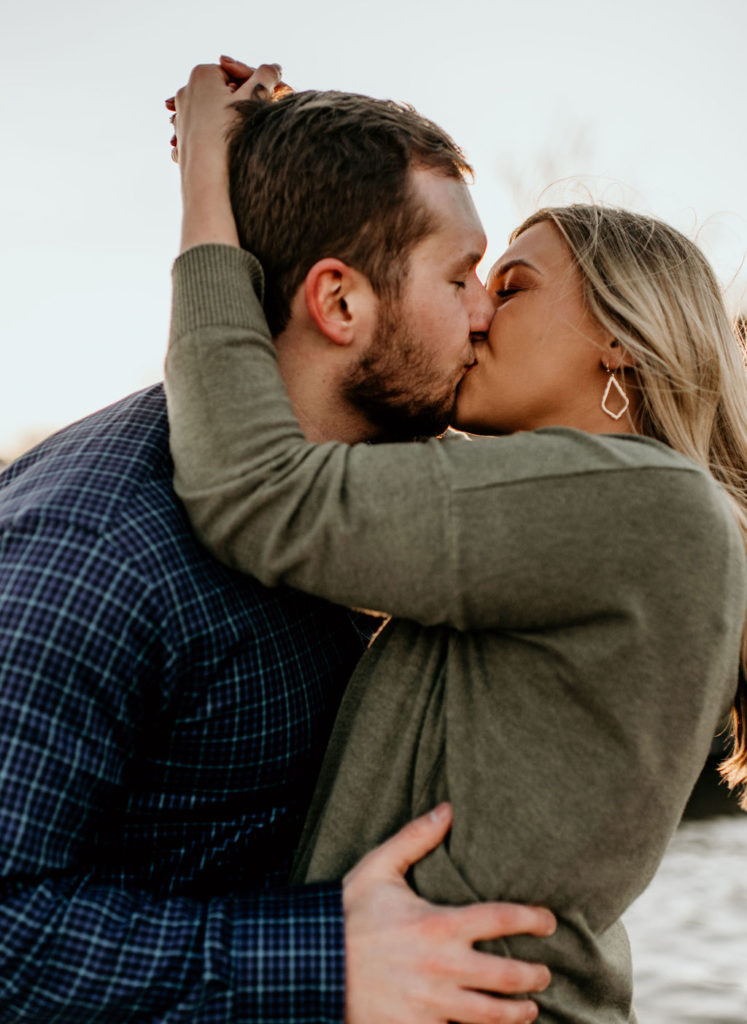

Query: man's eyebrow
492,257,541,277
453,252,485,273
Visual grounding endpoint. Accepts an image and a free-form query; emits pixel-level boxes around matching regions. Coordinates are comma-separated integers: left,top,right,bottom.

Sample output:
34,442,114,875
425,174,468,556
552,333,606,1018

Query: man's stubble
341,301,459,442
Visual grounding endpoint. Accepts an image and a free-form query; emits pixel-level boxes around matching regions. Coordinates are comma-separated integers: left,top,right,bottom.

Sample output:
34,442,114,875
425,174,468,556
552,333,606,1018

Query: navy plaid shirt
0,385,372,1022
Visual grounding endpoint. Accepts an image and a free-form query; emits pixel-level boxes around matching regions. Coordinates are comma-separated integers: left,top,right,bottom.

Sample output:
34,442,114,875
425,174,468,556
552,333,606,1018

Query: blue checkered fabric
0,384,371,1022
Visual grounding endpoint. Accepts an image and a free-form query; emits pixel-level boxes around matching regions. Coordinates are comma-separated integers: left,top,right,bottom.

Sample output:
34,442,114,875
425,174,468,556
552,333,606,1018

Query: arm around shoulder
167,247,732,632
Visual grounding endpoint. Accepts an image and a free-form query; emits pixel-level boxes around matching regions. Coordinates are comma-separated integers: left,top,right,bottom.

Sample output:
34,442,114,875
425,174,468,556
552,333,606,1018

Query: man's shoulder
0,384,363,643
0,384,173,538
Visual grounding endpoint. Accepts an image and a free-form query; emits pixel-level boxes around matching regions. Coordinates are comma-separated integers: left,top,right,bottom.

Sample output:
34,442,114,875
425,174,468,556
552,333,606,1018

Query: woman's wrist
179,149,239,252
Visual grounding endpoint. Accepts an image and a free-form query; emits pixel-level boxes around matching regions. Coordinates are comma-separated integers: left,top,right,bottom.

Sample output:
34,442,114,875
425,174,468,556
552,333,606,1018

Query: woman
165,63,747,1021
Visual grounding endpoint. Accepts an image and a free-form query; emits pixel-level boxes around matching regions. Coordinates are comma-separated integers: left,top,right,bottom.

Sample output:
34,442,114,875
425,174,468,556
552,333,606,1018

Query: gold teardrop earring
601,365,630,421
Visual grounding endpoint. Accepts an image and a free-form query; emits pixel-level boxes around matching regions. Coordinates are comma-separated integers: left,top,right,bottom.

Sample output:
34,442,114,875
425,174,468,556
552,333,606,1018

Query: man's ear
602,337,636,372
303,258,376,346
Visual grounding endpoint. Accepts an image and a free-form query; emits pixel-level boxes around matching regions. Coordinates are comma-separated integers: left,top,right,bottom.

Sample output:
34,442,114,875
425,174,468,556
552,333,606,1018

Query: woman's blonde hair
514,205,747,806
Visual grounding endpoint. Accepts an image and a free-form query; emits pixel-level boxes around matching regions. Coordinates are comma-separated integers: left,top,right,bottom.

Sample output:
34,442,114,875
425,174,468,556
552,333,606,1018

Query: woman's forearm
179,154,239,253
174,68,239,252
173,62,282,253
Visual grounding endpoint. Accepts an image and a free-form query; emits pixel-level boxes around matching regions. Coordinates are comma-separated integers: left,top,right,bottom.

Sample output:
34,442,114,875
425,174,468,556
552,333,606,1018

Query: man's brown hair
228,90,472,335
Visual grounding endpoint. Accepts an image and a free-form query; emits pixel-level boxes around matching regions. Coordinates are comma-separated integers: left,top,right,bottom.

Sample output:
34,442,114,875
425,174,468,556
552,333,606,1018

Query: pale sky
2,0,746,460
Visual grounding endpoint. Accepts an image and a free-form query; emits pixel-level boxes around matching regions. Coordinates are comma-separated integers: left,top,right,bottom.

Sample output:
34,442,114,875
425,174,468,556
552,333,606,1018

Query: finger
219,55,256,78
233,62,283,102
219,58,290,99
459,949,551,995
444,990,539,1024
250,63,283,99
450,902,557,942
220,58,255,93
360,803,453,879
171,147,179,164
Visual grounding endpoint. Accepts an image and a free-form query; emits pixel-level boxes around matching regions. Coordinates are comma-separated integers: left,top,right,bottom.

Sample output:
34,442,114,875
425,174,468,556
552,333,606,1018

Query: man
0,63,553,1023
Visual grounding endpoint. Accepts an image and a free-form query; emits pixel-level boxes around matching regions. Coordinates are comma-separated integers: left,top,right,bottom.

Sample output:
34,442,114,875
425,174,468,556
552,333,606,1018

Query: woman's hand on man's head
167,60,288,254
167,60,286,168
218,55,292,99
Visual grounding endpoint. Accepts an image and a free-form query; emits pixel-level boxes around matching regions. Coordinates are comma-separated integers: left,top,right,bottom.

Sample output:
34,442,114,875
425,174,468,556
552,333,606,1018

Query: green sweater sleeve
165,244,739,630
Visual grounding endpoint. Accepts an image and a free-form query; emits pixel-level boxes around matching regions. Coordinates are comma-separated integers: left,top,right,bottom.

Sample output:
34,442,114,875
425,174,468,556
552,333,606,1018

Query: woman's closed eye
495,288,519,300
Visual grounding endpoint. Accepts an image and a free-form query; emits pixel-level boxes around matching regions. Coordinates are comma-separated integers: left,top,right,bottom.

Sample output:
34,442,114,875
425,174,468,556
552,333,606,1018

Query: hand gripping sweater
165,245,747,1023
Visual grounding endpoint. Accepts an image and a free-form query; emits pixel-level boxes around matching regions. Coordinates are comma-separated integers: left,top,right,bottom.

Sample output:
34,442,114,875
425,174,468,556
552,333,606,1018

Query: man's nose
469,280,495,334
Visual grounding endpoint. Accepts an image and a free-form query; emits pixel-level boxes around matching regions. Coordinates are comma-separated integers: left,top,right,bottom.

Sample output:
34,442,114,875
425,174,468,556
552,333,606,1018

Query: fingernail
429,802,450,822
220,55,235,62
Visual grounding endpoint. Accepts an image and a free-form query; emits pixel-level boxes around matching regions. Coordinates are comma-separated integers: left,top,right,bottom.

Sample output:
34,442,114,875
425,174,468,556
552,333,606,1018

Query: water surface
623,768,747,1022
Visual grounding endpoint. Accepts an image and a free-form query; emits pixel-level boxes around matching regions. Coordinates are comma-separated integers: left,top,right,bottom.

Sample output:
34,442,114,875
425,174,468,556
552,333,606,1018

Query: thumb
368,803,453,881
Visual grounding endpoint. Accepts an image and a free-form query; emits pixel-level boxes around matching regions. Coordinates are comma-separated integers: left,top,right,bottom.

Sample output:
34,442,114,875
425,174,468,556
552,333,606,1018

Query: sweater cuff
170,245,266,340
225,882,346,1023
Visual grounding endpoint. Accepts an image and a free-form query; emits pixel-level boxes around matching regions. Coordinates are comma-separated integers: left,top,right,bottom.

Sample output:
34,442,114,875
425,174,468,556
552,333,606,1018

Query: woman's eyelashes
494,287,519,300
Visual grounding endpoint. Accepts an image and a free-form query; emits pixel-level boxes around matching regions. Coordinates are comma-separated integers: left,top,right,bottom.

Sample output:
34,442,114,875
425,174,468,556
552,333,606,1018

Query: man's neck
275,334,378,445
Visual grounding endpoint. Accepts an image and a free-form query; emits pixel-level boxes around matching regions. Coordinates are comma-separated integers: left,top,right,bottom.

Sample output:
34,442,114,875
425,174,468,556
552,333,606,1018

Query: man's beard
341,303,459,442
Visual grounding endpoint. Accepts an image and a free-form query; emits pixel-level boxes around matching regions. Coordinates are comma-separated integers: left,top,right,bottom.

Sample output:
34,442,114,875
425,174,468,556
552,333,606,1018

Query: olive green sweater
165,245,746,1023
